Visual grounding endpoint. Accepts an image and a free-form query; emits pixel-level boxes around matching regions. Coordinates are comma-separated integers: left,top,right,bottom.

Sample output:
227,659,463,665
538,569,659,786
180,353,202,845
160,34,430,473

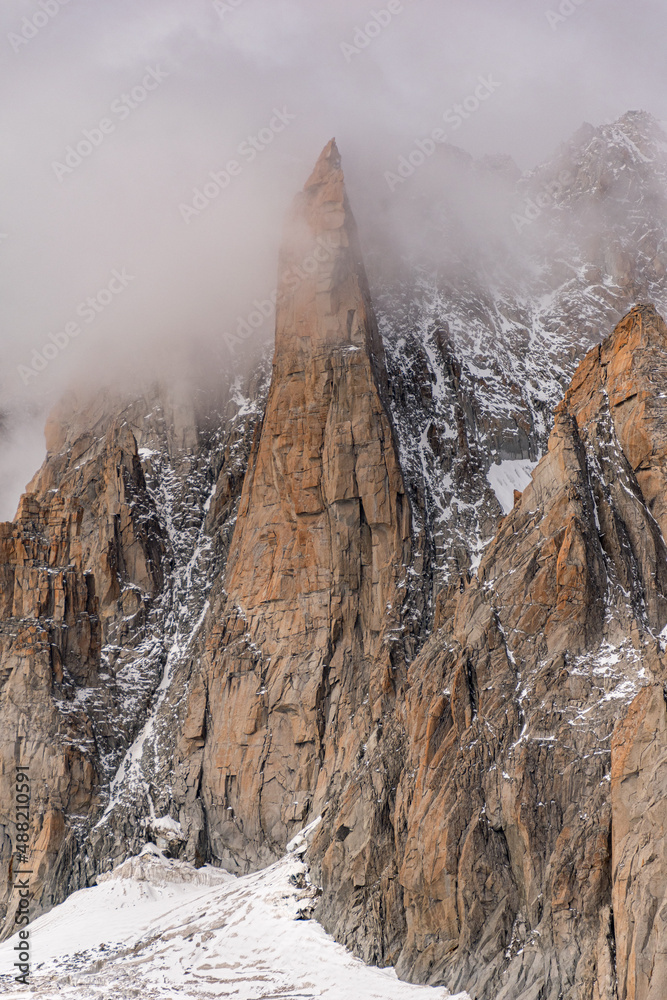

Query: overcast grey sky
0,0,665,513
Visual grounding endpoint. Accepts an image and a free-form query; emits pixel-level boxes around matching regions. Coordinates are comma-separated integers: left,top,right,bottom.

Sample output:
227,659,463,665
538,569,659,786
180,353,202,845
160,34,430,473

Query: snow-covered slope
0,838,469,1000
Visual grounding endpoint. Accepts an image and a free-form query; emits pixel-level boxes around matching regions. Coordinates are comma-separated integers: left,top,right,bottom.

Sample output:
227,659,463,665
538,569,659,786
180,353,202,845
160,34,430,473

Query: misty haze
1,2,667,999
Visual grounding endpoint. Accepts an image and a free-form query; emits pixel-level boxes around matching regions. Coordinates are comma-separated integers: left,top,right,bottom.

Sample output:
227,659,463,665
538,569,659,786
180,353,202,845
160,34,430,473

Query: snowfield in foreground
0,838,469,1000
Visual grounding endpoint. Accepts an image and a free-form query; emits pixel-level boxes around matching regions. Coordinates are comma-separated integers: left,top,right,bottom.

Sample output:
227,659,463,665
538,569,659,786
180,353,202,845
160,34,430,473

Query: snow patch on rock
487,459,537,514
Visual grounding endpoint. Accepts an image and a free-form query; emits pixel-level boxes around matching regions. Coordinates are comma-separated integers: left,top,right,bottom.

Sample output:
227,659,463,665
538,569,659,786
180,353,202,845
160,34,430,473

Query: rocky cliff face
379,304,667,1000
370,110,667,598
304,304,667,1000
0,372,269,930
611,684,667,1000
175,139,414,874
3,131,667,1000
0,406,164,927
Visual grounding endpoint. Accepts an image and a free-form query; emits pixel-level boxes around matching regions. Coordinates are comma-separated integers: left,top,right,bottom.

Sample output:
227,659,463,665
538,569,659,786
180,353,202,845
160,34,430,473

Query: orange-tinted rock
178,140,412,871
305,306,667,999
0,401,168,932
4,129,667,1000
383,306,667,998
612,685,667,1000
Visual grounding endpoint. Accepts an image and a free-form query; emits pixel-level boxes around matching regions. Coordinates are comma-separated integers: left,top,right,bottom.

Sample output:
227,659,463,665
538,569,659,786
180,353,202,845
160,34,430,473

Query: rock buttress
304,304,667,999
612,684,667,1000
0,411,166,935
187,141,412,876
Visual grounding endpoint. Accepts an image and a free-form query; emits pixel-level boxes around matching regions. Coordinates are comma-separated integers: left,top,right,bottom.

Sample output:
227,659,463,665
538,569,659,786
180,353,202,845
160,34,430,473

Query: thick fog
0,0,665,516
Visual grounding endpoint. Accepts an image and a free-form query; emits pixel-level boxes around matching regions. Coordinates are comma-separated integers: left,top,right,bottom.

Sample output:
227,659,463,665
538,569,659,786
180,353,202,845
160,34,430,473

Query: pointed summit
193,141,411,875
304,137,342,189
282,137,349,255
275,140,385,365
